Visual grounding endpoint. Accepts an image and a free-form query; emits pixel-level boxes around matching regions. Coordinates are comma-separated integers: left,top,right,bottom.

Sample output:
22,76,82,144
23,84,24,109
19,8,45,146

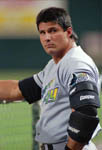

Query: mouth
45,44,55,48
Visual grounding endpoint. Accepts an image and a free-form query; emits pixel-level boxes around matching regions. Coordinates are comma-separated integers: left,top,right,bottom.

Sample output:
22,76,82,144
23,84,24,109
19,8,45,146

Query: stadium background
0,0,101,150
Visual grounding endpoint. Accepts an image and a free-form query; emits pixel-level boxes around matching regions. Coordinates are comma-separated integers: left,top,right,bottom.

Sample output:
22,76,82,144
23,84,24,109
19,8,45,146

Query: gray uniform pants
40,141,97,150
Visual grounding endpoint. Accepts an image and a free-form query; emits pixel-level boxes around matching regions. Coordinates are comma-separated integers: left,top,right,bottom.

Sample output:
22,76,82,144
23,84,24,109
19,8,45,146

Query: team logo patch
70,72,89,87
42,79,58,104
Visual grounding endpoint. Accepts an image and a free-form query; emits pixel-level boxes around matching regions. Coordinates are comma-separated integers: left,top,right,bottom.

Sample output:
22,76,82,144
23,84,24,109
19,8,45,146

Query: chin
48,51,57,56
46,49,56,55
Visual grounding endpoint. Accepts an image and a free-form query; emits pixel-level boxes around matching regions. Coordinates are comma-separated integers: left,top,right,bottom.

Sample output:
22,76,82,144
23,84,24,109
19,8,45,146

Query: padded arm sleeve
69,81,100,109
68,111,99,143
19,76,41,104
68,81,100,143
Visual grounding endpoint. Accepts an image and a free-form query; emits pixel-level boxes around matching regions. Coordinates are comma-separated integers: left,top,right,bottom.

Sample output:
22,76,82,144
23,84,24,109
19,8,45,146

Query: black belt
47,144,53,150
41,144,53,150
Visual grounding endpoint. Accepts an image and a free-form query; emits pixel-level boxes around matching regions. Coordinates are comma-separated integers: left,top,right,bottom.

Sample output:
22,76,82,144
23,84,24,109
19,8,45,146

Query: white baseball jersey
33,46,101,144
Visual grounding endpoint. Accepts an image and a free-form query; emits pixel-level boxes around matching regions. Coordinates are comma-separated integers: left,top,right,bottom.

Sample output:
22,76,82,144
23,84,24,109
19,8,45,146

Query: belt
47,144,53,150
41,144,53,150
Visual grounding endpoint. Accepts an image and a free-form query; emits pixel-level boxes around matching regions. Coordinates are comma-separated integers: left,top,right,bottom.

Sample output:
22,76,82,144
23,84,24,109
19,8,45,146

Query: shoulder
42,59,55,72
60,46,98,71
57,46,99,86
45,59,55,68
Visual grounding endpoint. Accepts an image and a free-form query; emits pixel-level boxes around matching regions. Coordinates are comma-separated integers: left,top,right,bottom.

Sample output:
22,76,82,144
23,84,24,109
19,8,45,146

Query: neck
53,42,77,64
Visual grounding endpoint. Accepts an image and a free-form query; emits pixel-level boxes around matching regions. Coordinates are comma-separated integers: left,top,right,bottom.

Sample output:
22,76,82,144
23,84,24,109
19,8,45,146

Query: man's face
39,22,72,57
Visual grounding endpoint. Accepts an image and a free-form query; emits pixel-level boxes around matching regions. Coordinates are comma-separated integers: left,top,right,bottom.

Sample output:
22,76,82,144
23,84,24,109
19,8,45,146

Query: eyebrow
39,26,58,32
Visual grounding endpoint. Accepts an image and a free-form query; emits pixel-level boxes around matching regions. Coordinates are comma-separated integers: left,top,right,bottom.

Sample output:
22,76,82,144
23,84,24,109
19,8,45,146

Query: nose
45,33,51,42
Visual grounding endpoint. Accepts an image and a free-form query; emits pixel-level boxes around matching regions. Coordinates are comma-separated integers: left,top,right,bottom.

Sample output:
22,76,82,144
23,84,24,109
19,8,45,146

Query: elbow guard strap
68,111,99,143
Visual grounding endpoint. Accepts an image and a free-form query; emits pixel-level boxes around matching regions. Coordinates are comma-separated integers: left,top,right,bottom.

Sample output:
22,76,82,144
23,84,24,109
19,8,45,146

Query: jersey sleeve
33,70,44,89
59,58,99,94
68,63,99,93
33,59,53,88
19,60,51,103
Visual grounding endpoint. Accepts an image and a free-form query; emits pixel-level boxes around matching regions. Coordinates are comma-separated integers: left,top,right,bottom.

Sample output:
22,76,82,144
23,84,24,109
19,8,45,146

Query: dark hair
36,7,78,42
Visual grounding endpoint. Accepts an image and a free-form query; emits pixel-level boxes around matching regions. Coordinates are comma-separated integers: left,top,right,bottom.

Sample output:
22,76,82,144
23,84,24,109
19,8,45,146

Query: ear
66,27,73,38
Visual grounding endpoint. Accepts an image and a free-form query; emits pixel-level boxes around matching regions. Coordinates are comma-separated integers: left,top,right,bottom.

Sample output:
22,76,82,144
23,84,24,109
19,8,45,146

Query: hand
66,136,85,150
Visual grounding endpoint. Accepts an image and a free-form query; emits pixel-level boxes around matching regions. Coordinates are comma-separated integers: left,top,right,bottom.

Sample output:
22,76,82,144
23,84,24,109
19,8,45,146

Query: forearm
66,109,85,150
0,80,23,101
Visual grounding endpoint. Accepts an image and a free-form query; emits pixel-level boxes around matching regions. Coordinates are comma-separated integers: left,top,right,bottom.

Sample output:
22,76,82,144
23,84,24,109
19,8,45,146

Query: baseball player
0,7,101,150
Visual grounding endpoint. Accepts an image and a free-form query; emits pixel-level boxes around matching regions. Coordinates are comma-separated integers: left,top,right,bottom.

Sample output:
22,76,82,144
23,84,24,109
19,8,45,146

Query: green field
0,70,37,150
0,70,101,149
0,102,32,150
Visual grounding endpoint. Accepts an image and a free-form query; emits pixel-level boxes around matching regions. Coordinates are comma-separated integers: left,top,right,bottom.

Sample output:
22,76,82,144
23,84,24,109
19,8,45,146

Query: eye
51,29,57,32
49,28,57,33
39,30,45,35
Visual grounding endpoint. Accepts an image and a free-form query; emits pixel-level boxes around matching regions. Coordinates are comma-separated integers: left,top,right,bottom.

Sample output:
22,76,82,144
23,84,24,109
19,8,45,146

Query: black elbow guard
69,81,100,109
68,111,99,143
